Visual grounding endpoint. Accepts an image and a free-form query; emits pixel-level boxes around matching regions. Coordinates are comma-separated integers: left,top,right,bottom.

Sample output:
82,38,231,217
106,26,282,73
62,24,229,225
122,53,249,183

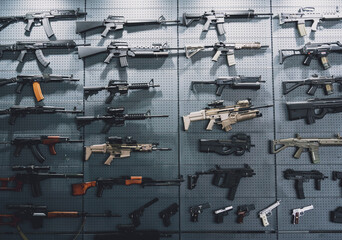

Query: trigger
49,144,57,155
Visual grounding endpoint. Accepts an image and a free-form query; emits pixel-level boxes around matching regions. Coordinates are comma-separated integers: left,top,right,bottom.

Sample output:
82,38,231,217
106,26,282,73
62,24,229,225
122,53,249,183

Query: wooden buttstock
47,211,79,218
72,181,97,196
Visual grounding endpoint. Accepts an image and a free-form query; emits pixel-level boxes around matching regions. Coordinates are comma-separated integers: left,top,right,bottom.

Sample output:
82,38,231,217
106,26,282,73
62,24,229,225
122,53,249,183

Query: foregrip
295,179,305,199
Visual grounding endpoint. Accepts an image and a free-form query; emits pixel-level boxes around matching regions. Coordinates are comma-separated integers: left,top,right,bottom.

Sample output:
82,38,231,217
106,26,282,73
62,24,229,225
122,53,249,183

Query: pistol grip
25,19,34,32
32,82,44,102
104,155,114,165
48,143,57,155
101,27,111,38
202,19,211,31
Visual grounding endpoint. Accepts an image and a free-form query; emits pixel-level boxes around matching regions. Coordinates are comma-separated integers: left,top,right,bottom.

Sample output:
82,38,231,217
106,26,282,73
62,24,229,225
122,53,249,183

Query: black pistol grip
13,144,25,157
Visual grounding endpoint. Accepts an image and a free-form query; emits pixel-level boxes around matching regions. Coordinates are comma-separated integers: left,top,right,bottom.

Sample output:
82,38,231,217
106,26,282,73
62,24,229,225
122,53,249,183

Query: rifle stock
76,21,104,33
72,181,97,196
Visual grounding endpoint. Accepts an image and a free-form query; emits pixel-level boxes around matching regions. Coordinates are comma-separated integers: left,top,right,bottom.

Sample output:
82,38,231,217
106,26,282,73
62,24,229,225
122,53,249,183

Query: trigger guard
234,147,245,156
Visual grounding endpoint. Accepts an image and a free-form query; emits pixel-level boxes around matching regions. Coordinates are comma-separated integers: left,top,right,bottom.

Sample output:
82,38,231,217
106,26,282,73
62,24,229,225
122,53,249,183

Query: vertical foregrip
295,179,305,199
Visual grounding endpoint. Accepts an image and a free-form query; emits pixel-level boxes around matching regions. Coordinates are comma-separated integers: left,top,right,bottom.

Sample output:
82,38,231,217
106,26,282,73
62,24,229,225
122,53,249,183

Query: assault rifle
282,74,342,95
0,40,89,67
0,9,86,38
72,176,184,197
0,165,83,197
283,169,328,199
84,79,159,103
279,41,342,70
0,74,79,102
0,105,83,125
199,133,254,156
183,99,272,132
271,134,342,164
278,7,342,37
76,108,168,133
182,9,272,36
76,15,179,37
0,204,120,229
286,97,342,124
188,164,255,200
85,136,171,165
0,135,83,163
191,76,264,96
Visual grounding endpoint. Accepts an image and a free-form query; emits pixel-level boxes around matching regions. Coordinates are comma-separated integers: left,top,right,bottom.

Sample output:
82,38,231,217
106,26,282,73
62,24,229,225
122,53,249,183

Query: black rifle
286,97,342,124
282,74,342,95
129,198,159,227
332,171,342,196
0,74,79,102
0,9,86,38
3,136,83,163
76,108,168,133
279,41,342,70
0,40,89,67
236,204,255,223
191,76,264,96
76,15,179,37
0,165,83,197
189,202,211,222
84,79,160,103
188,164,255,200
283,169,328,199
0,105,83,125
0,204,120,229
78,42,169,67
213,206,233,223
182,9,272,36
331,207,342,223
159,203,179,227
72,176,184,197
199,133,254,156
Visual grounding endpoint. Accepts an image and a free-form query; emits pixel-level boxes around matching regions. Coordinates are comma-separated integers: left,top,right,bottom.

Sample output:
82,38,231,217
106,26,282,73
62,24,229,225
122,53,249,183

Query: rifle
292,205,314,224
0,204,120,229
182,9,272,36
286,97,342,124
191,76,264,96
236,204,255,224
279,41,342,70
0,74,79,102
159,203,179,227
85,136,171,165
72,175,184,197
283,169,328,199
76,108,168,133
259,200,281,227
76,15,179,37
0,40,90,67
199,133,254,156
278,7,342,37
129,198,159,227
213,206,233,223
282,74,342,95
189,202,211,222
78,42,169,67
0,165,83,197
188,164,255,200
183,99,272,132
0,136,84,163
84,79,159,104
271,134,342,164
0,105,83,125
0,9,86,38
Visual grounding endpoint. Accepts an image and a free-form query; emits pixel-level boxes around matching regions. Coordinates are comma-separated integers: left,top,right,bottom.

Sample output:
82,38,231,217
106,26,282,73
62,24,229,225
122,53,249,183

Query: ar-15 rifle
129,198,159,227
0,74,79,102
279,41,342,70
85,136,171,165
0,40,89,67
76,108,168,133
159,203,179,227
0,105,83,125
78,42,169,67
282,74,342,95
183,99,272,132
191,75,264,96
286,97,342,124
84,79,159,104
283,169,328,199
0,204,120,229
0,135,83,163
0,9,86,38
278,7,342,37
182,9,272,36
72,175,184,197
188,164,255,200
0,165,83,197
271,134,342,164
76,15,179,37
199,133,254,156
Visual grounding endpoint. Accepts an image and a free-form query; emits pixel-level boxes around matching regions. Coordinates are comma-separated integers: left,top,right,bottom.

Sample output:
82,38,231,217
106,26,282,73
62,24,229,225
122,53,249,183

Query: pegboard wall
1,0,342,239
